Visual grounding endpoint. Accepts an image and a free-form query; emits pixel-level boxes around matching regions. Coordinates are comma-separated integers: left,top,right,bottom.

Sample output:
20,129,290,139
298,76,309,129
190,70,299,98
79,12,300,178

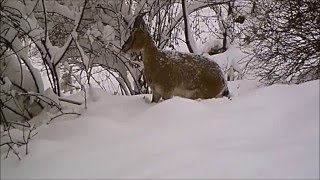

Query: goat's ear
133,12,148,30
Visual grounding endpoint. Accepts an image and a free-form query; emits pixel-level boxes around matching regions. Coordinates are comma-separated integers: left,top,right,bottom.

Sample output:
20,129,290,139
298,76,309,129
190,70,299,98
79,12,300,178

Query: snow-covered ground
1,79,319,179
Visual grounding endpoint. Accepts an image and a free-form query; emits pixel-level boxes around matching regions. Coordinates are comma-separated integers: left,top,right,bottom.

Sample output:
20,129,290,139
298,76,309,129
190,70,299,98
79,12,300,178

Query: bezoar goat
121,13,230,102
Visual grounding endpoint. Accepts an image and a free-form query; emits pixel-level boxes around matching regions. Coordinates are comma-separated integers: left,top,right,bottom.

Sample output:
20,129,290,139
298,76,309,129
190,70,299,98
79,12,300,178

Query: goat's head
121,12,148,53
121,29,148,53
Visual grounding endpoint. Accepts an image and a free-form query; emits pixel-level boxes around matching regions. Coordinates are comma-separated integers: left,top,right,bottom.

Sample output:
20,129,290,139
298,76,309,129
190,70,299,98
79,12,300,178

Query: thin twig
47,112,81,124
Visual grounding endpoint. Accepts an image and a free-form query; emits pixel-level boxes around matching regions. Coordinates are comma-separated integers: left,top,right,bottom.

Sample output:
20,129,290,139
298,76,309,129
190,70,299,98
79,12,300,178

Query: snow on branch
50,0,88,65
71,31,90,70
182,0,199,54
164,0,231,43
44,0,80,20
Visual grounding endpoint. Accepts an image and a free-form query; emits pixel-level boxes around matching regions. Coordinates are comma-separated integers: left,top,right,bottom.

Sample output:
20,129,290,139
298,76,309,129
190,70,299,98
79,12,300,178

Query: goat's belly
172,87,196,99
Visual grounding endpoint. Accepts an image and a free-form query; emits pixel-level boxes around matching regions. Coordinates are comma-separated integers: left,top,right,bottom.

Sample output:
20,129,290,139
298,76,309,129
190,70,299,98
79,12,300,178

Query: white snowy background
1,1,319,179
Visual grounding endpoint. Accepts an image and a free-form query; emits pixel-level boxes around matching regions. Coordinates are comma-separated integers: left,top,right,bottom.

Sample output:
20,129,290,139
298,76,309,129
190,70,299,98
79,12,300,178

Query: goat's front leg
151,90,162,103
162,90,174,100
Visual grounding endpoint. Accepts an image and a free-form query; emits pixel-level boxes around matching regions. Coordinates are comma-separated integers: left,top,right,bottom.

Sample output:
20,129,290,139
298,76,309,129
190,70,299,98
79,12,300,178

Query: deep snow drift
1,80,319,179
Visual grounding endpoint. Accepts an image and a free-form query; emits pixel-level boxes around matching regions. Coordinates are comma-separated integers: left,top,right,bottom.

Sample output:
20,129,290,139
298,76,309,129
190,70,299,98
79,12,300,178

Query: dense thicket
244,0,320,84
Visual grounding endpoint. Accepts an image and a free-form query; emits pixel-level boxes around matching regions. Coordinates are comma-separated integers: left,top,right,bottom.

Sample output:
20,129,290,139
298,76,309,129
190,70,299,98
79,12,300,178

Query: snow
44,0,79,20
1,79,319,179
0,77,12,93
208,44,249,70
1,51,44,93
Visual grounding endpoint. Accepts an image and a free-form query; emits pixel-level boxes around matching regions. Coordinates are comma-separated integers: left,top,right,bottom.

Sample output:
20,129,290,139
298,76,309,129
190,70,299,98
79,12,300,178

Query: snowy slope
1,80,319,179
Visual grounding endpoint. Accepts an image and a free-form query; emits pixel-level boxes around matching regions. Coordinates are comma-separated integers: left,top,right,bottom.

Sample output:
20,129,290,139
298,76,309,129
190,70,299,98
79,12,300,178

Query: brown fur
122,28,228,102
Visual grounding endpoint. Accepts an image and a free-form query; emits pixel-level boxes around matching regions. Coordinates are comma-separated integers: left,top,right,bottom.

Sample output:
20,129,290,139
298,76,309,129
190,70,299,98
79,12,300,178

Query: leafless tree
243,0,320,84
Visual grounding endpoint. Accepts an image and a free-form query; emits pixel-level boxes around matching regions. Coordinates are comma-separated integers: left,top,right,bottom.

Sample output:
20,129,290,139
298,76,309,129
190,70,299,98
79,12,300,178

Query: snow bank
208,44,249,72
1,80,319,179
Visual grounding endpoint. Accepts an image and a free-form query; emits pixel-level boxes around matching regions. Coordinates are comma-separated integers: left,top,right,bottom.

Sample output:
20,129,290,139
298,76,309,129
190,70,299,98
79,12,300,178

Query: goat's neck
141,36,159,64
